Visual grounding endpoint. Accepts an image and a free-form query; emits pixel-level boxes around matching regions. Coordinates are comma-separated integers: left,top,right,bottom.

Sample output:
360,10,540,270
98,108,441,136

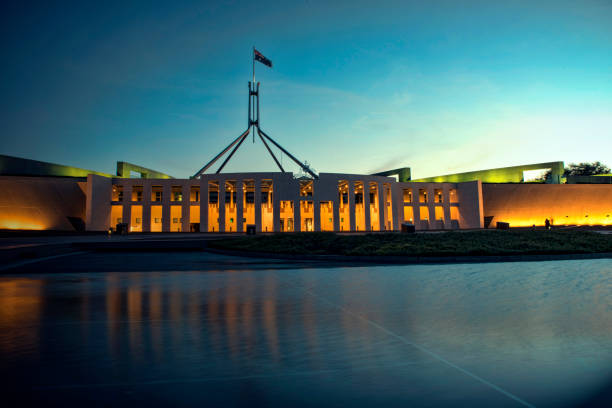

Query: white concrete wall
93,172,483,232
86,174,112,231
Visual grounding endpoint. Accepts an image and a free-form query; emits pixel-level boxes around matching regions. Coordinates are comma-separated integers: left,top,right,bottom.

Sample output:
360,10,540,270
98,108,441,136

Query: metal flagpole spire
252,46,255,142
192,48,318,179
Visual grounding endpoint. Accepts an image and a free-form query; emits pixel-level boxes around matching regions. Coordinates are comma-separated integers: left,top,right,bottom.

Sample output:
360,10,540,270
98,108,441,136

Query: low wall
482,184,612,227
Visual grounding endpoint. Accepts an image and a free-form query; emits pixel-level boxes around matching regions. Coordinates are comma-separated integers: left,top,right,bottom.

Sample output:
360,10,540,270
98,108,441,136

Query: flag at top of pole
254,49,272,68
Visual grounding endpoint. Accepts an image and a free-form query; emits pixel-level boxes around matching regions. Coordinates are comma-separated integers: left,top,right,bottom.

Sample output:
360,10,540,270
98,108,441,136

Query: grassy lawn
208,230,612,257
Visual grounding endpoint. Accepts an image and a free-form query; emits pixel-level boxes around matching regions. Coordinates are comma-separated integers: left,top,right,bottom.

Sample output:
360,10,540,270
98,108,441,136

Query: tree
536,161,610,182
563,161,610,176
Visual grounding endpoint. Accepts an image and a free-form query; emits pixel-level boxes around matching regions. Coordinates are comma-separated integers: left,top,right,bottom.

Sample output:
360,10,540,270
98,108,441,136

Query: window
419,189,427,203
171,186,182,202
450,206,459,221
209,191,218,204
151,206,162,232
403,206,414,223
434,188,443,203
403,189,412,203
152,186,163,202
190,186,200,202
112,185,124,202
449,189,458,203
299,180,313,197
132,186,143,202
419,206,429,221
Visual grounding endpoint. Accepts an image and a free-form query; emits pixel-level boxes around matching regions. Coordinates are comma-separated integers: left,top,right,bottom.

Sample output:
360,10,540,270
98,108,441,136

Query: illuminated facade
1,154,611,232
85,173,484,232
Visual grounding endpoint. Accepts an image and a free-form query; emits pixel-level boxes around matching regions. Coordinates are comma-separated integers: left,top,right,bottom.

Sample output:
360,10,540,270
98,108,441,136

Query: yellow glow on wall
300,201,314,231
434,206,445,221
450,206,460,221
280,201,294,232
320,201,334,231
190,205,200,224
419,206,429,221
0,218,45,230
151,206,162,232
483,184,612,227
403,206,414,223
170,206,182,232
413,162,565,184
110,205,123,230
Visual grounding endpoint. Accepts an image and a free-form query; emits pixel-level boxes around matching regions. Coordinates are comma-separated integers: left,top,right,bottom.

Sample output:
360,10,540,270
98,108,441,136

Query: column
200,179,208,232
218,179,226,233
294,199,301,232
427,185,436,229
273,189,281,232
122,184,132,227
162,184,171,232
348,181,356,232
378,183,385,231
392,184,402,230
142,181,151,232
442,185,450,229
182,184,190,233
364,182,371,231
236,180,244,233
313,200,321,232
254,178,262,232
332,195,340,232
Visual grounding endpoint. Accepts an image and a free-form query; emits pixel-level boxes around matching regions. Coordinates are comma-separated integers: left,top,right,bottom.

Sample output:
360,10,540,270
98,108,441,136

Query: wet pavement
1,252,611,407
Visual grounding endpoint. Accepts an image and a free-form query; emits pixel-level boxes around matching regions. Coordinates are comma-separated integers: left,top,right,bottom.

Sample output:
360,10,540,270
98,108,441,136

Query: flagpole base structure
192,81,317,179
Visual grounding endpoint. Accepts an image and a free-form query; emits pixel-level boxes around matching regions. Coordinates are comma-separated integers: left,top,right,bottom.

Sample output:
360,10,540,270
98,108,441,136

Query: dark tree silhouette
563,161,610,176
537,161,610,182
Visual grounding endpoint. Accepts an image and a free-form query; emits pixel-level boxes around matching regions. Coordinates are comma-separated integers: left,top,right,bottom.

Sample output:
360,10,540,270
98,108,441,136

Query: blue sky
1,0,611,178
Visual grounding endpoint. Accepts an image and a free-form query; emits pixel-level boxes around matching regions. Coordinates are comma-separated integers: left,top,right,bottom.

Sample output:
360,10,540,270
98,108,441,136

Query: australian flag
254,49,272,68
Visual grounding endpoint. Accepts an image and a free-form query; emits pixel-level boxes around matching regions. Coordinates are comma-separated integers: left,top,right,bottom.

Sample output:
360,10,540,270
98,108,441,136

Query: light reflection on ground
0,254,611,407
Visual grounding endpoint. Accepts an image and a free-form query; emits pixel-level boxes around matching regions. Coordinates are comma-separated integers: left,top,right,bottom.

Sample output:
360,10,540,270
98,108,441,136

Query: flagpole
252,46,255,143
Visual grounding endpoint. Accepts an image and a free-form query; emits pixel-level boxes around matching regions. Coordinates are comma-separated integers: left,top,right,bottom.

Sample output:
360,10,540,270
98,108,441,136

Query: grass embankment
209,230,612,257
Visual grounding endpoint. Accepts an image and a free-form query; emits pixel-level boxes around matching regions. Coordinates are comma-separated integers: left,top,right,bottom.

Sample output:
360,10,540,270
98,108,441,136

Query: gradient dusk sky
1,1,611,178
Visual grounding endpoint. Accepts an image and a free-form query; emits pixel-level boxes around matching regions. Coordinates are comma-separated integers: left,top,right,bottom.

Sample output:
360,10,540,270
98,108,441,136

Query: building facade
2,154,611,232
86,173,485,232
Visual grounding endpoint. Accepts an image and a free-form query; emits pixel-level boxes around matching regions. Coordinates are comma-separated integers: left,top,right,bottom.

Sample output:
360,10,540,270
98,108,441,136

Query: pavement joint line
0,251,87,271
301,287,536,408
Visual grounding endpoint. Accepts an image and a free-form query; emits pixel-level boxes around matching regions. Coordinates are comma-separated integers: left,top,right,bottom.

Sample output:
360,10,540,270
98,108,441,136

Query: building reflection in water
105,274,120,357
263,273,279,361
0,278,43,356
128,274,143,360
149,274,163,360
100,271,284,364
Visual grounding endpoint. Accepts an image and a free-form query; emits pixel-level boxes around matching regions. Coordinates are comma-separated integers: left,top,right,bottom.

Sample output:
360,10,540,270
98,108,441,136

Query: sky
1,0,611,179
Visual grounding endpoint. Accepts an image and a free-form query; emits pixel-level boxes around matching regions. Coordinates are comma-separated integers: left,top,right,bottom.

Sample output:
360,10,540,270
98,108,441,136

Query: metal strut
192,128,250,178
193,78,318,179
216,130,250,174
257,129,284,172
258,128,318,179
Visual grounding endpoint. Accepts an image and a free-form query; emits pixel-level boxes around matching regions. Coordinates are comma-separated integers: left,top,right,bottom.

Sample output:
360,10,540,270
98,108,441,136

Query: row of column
115,179,399,233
